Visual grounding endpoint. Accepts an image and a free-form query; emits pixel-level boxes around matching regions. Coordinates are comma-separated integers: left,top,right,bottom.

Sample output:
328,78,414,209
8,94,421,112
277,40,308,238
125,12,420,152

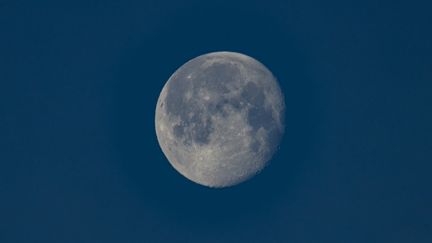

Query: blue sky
1,0,431,242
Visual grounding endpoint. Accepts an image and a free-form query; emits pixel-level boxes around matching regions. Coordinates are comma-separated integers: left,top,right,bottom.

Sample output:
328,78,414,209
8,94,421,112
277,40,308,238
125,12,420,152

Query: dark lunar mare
164,55,282,158
164,57,253,147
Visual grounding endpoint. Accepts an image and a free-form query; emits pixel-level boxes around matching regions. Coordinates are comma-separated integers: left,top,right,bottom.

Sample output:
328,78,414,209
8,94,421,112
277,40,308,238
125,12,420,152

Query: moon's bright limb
155,51,285,188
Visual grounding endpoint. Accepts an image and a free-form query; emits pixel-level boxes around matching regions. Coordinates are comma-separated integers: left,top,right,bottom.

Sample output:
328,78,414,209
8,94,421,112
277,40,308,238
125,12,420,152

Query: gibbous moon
155,51,285,188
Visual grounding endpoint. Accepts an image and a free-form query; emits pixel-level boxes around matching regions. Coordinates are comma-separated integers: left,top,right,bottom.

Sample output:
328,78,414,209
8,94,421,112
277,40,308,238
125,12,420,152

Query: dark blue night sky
1,0,431,242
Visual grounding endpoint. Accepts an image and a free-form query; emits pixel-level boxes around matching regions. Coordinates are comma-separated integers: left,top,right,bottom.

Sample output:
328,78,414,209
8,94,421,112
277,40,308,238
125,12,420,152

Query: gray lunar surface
155,51,285,188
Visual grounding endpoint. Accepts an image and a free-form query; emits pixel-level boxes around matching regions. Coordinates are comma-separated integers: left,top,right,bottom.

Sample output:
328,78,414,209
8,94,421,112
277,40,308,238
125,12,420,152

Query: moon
155,51,285,188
